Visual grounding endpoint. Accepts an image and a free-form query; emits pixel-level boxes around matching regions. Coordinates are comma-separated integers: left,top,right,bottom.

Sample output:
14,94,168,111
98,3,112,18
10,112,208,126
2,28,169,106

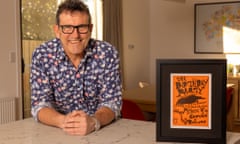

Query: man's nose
72,27,80,35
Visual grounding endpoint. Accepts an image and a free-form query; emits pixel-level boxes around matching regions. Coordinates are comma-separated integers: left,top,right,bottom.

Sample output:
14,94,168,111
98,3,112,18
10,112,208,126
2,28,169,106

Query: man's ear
53,25,60,38
89,24,93,32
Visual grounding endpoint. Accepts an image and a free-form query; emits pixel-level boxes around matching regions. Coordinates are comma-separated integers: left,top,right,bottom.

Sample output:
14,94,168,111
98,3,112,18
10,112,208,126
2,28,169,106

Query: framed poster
194,1,240,54
156,59,227,144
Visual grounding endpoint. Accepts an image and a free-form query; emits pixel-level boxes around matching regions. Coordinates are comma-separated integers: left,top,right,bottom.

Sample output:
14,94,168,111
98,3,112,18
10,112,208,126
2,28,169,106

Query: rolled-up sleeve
30,49,54,121
97,46,122,119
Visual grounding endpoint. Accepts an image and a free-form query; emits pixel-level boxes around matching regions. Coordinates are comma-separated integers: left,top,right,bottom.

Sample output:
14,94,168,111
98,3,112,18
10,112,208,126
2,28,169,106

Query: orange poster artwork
171,73,211,129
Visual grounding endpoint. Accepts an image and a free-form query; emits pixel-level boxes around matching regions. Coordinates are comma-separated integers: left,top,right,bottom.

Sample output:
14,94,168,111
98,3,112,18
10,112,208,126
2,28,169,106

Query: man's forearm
94,107,115,127
38,107,65,128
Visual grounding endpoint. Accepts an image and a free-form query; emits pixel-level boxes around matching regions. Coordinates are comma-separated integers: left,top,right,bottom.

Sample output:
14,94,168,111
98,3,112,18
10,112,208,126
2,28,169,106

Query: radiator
0,97,16,124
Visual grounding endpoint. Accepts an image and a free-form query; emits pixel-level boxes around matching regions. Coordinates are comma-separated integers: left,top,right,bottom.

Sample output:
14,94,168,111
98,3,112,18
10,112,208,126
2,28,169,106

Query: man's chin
69,45,85,53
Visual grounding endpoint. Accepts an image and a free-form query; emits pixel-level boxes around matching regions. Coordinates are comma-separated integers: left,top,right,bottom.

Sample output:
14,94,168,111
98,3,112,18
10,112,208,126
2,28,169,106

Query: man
30,0,122,136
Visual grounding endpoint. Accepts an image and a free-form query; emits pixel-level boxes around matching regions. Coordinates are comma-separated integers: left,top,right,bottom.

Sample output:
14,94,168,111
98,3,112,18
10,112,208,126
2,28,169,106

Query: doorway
21,0,56,118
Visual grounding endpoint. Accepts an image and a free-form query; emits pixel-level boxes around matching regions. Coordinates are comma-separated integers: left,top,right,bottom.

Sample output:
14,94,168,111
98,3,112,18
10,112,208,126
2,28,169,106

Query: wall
0,0,22,119
122,0,238,89
122,0,150,89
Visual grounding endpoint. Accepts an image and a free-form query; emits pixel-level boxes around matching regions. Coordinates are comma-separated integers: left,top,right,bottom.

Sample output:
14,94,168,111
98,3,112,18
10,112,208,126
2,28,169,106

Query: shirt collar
54,38,67,61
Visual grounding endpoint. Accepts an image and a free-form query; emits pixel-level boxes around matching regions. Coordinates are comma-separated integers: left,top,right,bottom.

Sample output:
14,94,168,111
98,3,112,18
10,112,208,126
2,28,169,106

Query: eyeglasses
59,24,90,34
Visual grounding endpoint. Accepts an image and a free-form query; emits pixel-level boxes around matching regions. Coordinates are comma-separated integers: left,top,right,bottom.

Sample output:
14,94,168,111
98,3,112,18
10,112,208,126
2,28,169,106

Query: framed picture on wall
156,59,227,143
194,1,240,54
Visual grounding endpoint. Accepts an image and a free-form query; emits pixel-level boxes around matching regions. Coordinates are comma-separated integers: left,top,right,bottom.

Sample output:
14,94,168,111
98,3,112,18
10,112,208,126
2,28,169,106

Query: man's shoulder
32,38,62,59
34,38,61,53
93,39,114,47
90,39,118,53
39,38,61,49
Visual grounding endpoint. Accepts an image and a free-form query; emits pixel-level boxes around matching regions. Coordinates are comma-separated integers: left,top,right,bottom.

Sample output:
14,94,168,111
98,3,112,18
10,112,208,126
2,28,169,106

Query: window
223,26,240,76
84,0,103,40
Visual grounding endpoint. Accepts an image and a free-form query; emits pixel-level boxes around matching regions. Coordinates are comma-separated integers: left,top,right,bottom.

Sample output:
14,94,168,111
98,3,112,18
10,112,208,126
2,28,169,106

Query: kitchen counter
0,118,240,144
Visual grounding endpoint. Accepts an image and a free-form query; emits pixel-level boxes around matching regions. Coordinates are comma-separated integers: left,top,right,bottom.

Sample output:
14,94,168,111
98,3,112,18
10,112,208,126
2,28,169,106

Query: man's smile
68,39,82,44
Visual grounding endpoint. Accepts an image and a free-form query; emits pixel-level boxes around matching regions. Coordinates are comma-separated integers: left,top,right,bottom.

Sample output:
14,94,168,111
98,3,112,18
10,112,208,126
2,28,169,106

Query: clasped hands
60,110,96,136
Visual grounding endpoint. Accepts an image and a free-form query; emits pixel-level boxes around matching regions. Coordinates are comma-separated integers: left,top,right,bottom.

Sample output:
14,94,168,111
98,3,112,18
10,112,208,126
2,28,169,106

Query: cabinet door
227,79,240,122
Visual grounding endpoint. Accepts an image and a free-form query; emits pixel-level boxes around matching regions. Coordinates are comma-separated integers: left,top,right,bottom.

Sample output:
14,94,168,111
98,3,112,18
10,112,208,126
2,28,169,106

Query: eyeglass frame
59,24,91,34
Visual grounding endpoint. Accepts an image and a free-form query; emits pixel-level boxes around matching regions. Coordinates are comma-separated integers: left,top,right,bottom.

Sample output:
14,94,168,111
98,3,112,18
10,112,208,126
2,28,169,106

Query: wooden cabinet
227,76,240,131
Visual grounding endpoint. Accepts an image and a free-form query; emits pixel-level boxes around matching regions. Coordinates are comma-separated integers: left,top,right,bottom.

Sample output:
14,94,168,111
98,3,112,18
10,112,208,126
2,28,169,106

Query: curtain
103,0,122,51
103,0,124,88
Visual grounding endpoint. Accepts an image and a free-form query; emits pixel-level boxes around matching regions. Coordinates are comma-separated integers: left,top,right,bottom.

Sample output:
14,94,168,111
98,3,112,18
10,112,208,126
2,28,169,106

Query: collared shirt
30,38,122,121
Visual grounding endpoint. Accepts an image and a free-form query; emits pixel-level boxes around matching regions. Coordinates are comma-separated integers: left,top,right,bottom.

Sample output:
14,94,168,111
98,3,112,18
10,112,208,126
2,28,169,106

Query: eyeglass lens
60,24,89,34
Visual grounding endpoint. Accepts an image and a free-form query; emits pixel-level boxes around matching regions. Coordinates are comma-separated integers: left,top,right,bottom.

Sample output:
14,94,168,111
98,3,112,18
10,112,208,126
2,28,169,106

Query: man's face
54,10,92,58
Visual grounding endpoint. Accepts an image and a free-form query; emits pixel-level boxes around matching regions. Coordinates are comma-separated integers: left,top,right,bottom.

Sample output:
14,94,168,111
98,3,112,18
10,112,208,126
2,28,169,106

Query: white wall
122,0,238,89
122,0,150,89
0,0,22,119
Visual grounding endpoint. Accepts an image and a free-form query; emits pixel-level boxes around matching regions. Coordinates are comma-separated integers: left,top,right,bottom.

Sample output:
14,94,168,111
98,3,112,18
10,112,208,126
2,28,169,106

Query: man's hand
62,111,96,136
38,107,115,136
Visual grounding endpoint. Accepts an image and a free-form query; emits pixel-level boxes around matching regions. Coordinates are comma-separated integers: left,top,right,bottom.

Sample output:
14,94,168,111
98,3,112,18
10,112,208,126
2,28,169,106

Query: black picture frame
194,1,240,54
156,59,227,144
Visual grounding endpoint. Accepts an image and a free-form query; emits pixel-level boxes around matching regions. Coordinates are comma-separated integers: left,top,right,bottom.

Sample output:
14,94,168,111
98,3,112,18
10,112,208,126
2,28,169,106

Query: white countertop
0,118,240,144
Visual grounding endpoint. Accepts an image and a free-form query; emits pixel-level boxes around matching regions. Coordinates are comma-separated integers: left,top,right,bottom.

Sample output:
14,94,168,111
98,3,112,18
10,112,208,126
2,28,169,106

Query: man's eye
64,26,72,29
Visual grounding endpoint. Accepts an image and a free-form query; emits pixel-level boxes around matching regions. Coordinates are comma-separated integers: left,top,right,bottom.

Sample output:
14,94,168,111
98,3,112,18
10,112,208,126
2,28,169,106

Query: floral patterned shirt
30,38,122,121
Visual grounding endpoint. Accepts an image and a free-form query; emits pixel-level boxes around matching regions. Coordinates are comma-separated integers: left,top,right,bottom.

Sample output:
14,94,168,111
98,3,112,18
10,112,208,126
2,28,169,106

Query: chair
226,87,234,112
121,99,146,121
